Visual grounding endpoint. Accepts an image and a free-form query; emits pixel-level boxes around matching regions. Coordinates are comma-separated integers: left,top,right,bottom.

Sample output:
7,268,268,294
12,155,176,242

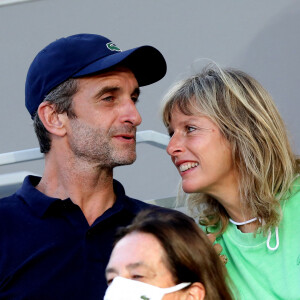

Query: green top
204,178,300,300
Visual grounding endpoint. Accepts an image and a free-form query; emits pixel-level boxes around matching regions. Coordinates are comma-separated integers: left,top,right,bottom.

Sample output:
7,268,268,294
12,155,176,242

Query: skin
66,68,141,167
36,67,141,225
106,232,204,300
167,109,250,225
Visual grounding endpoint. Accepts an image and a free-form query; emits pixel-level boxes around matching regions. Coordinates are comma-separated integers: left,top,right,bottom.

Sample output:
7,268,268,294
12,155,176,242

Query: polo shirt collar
16,175,61,217
16,175,139,219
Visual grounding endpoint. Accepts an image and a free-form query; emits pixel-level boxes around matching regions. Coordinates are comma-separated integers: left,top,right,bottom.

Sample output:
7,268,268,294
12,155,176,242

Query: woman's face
167,108,237,199
106,232,185,299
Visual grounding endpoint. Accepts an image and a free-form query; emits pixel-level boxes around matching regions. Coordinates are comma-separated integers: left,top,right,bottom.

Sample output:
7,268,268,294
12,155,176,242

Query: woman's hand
207,233,228,265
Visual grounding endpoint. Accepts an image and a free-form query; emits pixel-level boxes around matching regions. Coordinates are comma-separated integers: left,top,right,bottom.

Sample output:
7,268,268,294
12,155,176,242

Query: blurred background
0,0,299,202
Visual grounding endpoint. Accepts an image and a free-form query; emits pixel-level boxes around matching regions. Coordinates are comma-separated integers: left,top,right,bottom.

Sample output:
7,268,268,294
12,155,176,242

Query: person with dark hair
161,63,300,299
0,34,166,299
105,208,233,300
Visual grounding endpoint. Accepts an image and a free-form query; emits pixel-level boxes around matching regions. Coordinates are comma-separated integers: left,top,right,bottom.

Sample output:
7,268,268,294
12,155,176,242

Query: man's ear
185,282,205,300
38,102,67,137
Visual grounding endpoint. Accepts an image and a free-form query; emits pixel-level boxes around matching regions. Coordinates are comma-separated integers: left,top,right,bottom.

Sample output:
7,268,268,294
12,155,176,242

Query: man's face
65,67,142,168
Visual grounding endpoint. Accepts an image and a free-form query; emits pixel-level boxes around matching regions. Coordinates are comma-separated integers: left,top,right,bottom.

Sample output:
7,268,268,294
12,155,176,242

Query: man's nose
120,99,142,126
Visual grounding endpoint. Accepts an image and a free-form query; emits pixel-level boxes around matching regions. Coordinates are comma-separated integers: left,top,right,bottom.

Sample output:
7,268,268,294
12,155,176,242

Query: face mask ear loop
267,227,279,251
162,282,191,294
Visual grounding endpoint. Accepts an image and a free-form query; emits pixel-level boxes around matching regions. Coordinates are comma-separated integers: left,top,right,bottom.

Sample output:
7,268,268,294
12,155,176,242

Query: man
0,33,166,299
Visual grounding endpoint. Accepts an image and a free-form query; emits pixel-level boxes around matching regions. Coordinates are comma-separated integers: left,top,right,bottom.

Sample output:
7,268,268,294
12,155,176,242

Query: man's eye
102,96,114,102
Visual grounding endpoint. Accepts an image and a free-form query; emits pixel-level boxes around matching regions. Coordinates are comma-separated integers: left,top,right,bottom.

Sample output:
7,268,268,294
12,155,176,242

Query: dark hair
116,208,233,300
33,78,78,153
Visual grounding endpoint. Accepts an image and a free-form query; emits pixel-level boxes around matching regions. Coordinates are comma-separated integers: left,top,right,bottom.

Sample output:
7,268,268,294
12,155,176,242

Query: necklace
229,217,257,226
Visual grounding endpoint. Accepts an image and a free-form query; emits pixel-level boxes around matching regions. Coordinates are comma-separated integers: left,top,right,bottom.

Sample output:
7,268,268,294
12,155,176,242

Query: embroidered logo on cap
106,42,122,52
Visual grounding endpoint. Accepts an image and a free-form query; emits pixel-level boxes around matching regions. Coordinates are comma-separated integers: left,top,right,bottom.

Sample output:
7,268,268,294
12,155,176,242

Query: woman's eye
187,126,197,133
186,126,212,136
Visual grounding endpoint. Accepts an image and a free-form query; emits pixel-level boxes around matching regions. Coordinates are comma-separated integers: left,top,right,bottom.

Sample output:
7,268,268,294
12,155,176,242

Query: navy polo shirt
0,175,151,300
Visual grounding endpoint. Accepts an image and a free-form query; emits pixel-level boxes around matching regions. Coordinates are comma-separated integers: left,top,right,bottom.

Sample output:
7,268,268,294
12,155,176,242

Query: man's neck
36,153,116,226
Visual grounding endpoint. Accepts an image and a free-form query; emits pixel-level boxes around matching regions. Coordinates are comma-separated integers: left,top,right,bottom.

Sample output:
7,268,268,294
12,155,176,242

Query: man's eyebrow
95,86,141,99
95,86,120,99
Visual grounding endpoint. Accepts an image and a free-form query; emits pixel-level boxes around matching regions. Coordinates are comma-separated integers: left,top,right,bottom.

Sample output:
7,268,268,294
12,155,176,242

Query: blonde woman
161,64,300,299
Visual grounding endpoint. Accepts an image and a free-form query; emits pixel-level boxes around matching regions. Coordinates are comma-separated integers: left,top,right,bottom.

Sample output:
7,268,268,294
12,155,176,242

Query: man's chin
112,154,137,167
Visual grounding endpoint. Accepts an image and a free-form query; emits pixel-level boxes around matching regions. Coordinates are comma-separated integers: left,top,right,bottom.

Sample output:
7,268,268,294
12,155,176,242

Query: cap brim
73,46,167,86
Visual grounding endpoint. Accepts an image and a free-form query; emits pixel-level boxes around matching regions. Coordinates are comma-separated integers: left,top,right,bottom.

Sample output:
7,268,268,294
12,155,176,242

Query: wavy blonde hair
162,64,300,235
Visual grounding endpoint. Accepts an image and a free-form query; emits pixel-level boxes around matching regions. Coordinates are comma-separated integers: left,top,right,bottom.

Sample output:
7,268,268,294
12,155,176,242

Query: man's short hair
33,78,78,154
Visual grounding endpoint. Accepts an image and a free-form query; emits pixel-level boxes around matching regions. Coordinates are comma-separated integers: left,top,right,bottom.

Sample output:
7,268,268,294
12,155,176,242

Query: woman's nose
166,132,184,156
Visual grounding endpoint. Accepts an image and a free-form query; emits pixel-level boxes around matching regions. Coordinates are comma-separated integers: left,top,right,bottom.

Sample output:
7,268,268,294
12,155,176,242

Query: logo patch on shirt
106,42,122,52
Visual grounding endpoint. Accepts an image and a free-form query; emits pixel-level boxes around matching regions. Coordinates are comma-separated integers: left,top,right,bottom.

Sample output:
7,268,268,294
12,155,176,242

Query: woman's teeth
179,162,199,172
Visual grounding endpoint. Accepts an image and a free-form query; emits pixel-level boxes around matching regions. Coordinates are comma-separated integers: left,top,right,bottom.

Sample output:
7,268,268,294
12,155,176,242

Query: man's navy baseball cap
25,33,167,118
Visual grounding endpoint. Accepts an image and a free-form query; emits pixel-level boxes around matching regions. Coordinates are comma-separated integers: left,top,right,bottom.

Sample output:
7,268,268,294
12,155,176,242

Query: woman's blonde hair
162,64,300,234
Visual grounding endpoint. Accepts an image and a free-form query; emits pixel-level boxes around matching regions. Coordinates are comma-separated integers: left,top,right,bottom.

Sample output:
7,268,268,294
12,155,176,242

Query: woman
104,207,233,300
161,64,300,299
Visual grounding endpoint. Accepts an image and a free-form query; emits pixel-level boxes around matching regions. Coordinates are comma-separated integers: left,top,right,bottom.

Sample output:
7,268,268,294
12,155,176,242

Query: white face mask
104,276,191,300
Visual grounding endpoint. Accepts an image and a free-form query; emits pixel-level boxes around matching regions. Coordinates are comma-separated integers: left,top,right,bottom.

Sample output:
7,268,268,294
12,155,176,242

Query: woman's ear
38,102,67,137
185,282,205,300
